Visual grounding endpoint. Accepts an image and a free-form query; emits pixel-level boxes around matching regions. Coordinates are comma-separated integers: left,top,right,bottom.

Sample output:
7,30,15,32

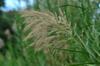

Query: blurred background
0,0,35,11
0,0,100,12
0,0,100,21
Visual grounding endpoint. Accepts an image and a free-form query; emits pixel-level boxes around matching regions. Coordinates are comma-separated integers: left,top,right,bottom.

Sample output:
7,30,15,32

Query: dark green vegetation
0,0,19,55
0,0,100,66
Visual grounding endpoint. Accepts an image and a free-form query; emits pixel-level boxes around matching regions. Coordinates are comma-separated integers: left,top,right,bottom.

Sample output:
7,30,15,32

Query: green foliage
34,0,100,66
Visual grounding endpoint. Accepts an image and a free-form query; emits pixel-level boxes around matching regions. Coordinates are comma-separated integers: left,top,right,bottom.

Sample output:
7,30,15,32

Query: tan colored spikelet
21,10,71,52
20,10,72,64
